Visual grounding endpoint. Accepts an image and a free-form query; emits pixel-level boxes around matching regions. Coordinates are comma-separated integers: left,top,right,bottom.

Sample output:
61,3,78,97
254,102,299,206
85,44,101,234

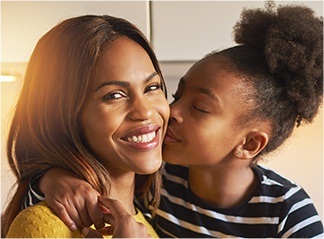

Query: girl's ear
234,131,269,159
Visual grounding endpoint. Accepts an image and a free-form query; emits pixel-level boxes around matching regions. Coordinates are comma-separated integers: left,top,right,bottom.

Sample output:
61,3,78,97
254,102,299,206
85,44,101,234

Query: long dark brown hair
1,15,166,236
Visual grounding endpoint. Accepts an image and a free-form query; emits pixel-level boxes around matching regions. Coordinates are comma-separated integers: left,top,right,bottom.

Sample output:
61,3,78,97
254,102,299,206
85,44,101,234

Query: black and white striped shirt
152,163,323,238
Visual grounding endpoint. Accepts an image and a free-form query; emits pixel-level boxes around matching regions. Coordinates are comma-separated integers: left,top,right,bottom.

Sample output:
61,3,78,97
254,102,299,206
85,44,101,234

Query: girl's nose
169,100,183,123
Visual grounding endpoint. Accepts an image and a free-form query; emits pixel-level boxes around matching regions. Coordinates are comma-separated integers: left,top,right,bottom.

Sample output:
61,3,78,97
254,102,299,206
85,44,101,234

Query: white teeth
126,131,156,143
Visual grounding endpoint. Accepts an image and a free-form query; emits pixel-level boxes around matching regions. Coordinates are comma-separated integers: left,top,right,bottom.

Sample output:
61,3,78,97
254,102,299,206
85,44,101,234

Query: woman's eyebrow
94,81,130,93
94,72,158,93
145,72,159,83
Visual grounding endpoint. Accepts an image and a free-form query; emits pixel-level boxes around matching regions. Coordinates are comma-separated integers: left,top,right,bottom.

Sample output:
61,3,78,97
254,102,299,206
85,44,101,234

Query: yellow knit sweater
6,202,158,238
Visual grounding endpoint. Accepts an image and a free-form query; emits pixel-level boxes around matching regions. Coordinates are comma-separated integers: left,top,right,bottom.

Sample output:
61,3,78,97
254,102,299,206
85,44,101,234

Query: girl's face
163,57,249,167
81,37,169,176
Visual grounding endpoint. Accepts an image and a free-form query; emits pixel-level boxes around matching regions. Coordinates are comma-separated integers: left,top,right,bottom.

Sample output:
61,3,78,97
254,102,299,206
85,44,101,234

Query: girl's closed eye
193,105,210,113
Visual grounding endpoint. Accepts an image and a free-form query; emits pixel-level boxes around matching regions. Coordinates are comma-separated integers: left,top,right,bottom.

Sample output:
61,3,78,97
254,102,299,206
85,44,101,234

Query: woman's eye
145,83,162,93
102,91,125,101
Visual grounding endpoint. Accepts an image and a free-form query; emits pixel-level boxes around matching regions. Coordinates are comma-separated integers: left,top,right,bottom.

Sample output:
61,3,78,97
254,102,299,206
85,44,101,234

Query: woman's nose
127,97,154,121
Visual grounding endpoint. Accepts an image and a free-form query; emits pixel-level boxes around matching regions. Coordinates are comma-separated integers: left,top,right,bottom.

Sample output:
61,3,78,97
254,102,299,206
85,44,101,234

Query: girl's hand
98,197,152,238
81,197,151,238
81,227,113,238
39,168,104,230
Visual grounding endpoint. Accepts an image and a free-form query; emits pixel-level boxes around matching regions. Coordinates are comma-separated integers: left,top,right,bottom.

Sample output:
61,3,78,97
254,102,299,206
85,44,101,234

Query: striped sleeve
278,187,323,237
22,173,45,210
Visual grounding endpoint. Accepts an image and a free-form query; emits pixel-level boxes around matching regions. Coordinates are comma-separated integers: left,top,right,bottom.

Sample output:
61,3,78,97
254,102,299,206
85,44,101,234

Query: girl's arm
25,168,104,231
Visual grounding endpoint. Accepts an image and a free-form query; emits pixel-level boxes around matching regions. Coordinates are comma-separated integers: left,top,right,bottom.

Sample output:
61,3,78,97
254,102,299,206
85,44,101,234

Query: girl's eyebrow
181,76,218,102
94,72,158,93
196,87,219,102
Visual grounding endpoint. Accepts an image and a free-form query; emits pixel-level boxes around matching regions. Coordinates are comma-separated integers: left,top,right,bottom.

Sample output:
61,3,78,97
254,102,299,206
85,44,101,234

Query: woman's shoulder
133,209,159,238
6,201,81,238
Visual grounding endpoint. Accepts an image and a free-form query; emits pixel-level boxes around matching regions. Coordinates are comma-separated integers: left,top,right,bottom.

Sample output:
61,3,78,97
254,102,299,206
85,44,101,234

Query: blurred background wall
1,1,322,220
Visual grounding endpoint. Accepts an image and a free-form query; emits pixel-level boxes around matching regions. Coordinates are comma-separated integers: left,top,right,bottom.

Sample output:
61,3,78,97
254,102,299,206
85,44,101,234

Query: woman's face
163,57,249,167
81,37,169,176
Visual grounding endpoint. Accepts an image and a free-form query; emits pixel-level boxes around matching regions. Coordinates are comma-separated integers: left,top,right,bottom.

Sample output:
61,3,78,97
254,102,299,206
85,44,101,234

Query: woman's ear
234,131,269,159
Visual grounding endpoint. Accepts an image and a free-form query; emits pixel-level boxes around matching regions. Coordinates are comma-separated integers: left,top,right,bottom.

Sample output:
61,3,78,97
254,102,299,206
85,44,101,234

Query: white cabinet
1,1,149,62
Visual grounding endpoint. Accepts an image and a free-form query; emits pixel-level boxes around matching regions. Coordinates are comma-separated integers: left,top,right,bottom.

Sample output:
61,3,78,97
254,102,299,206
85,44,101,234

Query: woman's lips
121,125,161,150
125,131,157,144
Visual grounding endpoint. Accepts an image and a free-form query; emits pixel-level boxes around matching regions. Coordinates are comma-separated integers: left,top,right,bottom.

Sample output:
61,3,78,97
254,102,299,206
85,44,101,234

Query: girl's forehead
188,56,225,72
185,58,227,83
183,59,245,102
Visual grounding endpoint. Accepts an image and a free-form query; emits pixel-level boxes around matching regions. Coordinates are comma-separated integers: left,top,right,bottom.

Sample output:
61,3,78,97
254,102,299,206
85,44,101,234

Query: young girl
1,15,170,238
17,3,323,238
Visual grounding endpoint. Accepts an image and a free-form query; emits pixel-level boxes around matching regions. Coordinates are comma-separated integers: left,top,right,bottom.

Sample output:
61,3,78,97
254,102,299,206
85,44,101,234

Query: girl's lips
164,128,181,143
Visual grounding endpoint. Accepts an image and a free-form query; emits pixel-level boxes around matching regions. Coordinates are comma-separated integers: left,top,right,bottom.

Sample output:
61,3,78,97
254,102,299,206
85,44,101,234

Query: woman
17,3,324,238
1,15,169,238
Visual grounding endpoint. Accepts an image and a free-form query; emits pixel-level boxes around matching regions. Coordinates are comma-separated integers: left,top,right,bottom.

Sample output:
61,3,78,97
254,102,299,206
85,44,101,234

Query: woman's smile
121,124,162,150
